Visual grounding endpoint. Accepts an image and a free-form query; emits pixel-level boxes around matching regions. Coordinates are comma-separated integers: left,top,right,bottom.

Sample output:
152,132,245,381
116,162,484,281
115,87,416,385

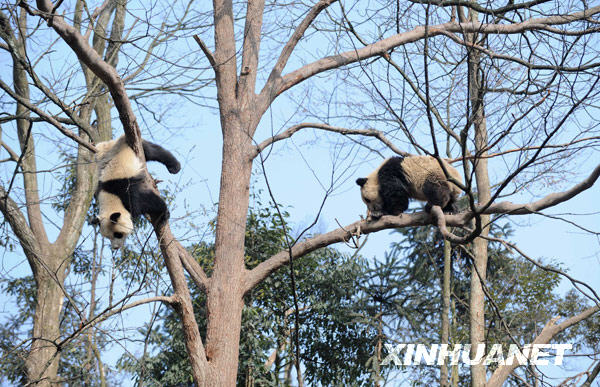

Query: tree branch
193,34,216,70
265,5,600,103
153,221,208,378
582,361,600,387
483,163,600,215
253,122,409,158
0,184,41,273
238,0,265,102
438,29,600,72
259,0,336,107
34,0,142,154
408,0,553,17
487,306,600,387
0,78,97,153
34,2,210,381
245,161,600,291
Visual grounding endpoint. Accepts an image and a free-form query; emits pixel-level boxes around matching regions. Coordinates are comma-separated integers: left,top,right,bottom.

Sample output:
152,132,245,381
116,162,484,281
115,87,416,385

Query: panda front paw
167,161,181,174
368,210,383,221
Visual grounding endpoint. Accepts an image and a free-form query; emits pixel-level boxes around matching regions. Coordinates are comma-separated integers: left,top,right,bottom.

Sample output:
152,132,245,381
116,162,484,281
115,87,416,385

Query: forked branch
34,0,142,154
264,5,600,103
34,1,210,380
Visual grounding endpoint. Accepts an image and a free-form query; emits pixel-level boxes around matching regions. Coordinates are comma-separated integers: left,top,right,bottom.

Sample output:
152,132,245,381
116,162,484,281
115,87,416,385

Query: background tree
0,0,212,384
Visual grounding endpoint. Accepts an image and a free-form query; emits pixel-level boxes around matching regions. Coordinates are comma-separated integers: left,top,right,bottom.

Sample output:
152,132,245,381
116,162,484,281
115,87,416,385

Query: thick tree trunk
204,114,254,385
25,265,65,386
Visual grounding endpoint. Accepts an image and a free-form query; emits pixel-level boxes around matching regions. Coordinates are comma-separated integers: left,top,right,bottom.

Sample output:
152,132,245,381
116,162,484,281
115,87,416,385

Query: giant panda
356,155,462,220
92,135,181,250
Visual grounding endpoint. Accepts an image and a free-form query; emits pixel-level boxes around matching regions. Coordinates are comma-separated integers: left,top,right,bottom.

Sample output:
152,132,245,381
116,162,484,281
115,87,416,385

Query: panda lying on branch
356,155,462,221
92,135,181,250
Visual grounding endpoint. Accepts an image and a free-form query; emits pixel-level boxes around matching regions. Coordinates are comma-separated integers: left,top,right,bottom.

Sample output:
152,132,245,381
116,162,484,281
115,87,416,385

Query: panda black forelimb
142,140,181,174
378,157,410,216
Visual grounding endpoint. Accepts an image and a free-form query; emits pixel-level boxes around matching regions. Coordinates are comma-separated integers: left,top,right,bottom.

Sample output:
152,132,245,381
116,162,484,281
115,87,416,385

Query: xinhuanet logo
381,343,572,366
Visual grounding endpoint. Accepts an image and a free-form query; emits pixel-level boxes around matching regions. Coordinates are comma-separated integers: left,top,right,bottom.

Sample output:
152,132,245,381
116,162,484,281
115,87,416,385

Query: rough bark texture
26,265,65,385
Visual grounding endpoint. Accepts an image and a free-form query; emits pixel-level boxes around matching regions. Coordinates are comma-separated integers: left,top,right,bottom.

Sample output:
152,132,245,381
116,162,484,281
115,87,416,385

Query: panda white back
400,155,462,201
96,136,144,181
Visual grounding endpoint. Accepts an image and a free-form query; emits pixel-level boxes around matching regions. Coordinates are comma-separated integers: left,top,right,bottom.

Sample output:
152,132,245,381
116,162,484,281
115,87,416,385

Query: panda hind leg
423,179,453,213
134,189,170,223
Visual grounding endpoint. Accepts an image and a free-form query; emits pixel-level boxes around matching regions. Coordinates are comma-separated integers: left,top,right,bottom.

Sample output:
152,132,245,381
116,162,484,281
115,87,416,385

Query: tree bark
25,264,65,385
466,9,491,386
20,1,600,384
204,115,254,385
440,240,452,386
0,3,119,384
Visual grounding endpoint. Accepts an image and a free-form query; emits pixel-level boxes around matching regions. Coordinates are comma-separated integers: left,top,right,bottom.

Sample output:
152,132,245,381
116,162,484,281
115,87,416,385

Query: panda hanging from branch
356,155,462,221
92,135,181,250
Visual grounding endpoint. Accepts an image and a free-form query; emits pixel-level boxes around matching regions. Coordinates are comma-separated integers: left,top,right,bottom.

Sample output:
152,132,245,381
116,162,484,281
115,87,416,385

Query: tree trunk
25,264,65,386
204,113,254,385
466,9,491,385
440,240,452,386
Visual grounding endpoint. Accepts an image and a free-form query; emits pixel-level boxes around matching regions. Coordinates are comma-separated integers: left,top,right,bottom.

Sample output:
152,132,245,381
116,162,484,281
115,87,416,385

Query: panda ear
91,216,100,226
110,212,121,223
356,178,367,187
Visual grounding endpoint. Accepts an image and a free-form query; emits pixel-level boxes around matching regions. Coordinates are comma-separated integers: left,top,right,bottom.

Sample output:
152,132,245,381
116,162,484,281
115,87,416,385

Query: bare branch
409,0,553,17
430,206,471,243
438,29,600,72
238,0,265,102
193,34,216,70
253,122,409,158
487,306,600,387
245,161,600,290
484,163,600,215
0,79,97,153
153,221,209,374
0,184,40,269
34,0,142,154
266,5,600,102
58,296,176,348
259,0,336,105
582,361,600,387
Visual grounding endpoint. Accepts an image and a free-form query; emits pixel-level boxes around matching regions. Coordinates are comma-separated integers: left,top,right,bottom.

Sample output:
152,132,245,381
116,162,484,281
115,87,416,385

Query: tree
383,223,600,386
120,203,377,386
1,1,600,385
0,1,210,384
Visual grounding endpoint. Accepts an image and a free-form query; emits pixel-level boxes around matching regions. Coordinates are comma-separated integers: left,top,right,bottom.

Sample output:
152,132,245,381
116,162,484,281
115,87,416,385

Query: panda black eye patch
113,232,124,239
365,198,371,203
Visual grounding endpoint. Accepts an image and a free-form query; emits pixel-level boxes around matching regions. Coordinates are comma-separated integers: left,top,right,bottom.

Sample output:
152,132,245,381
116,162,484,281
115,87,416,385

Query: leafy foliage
376,222,599,386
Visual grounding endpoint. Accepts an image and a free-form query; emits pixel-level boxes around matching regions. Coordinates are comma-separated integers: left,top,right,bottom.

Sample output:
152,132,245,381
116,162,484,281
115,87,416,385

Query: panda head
94,211,133,250
356,174,384,220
